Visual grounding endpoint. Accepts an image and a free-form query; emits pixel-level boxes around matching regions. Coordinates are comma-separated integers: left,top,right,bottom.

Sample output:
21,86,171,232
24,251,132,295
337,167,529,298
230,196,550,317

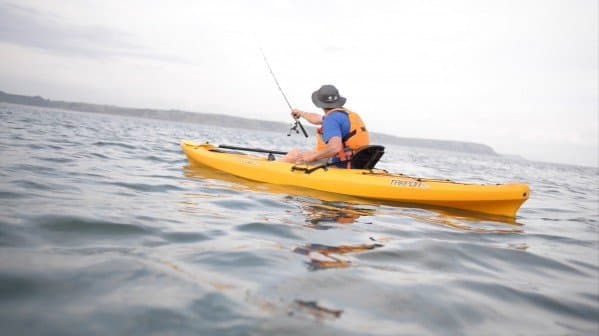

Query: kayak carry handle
291,164,328,174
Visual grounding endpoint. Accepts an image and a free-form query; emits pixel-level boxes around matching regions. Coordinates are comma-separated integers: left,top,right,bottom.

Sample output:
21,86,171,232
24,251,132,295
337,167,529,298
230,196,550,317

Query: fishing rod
258,46,308,138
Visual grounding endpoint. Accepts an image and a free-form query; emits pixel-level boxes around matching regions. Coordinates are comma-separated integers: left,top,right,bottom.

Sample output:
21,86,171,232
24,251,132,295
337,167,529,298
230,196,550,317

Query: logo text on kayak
239,158,258,166
390,179,426,188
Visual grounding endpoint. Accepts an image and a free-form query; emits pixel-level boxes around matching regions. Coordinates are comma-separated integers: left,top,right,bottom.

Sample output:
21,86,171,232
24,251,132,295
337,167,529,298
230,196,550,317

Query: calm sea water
1,103,597,335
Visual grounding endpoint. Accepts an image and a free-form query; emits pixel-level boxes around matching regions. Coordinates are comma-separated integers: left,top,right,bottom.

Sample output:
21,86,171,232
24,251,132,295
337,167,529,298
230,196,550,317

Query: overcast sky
1,0,597,167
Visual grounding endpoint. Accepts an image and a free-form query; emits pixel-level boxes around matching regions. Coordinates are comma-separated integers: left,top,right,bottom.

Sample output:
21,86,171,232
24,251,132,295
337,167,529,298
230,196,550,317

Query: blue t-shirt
321,111,350,144
321,111,350,166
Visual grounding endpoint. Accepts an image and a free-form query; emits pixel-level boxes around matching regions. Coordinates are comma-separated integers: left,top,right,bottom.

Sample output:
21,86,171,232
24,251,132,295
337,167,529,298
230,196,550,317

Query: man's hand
291,108,304,119
295,150,317,164
293,137,342,164
291,109,323,125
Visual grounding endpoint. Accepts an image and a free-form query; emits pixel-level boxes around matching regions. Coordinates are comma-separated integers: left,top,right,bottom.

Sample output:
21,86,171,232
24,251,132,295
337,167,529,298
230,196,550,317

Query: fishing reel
287,118,309,137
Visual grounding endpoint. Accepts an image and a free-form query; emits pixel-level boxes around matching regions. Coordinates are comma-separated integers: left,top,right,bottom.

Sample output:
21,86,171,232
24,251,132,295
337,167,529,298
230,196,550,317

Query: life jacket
316,107,369,168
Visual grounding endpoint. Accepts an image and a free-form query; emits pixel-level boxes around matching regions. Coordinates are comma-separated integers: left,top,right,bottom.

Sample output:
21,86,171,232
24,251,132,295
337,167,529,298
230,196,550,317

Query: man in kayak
280,84,370,168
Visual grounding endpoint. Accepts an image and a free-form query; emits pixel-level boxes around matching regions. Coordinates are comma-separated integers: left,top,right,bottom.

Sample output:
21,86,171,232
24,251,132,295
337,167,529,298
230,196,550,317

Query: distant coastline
0,90,498,155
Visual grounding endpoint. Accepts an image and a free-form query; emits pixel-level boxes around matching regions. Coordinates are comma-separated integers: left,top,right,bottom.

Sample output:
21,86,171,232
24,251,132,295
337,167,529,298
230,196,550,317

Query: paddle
218,144,287,155
259,46,309,138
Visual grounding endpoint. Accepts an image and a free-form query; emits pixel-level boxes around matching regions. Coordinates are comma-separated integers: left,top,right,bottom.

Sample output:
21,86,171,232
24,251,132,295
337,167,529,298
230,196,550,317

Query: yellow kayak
181,140,530,218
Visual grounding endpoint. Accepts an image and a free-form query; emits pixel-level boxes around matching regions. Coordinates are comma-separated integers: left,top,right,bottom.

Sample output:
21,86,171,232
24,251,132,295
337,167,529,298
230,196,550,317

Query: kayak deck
181,140,529,218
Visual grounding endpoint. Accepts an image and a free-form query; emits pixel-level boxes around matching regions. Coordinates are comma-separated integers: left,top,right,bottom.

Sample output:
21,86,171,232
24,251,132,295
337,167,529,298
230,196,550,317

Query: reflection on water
299,201,375,229
396,210,523,234
244,296,345,323
294,242,384,270
290,300,344,319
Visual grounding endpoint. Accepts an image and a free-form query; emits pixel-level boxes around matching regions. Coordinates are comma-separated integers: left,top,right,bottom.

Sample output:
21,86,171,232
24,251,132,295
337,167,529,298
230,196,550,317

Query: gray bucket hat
311,84,346,109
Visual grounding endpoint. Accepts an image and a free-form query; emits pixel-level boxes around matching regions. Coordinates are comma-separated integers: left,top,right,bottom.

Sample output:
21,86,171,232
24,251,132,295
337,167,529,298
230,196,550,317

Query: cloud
0,2,187,63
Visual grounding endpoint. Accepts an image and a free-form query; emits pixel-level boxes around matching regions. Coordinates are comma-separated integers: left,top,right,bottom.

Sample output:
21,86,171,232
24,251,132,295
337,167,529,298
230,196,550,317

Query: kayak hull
181,140,529,218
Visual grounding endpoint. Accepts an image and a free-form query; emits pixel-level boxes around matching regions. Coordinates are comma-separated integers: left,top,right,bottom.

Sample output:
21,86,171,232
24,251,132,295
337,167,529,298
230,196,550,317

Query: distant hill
0,90,497,155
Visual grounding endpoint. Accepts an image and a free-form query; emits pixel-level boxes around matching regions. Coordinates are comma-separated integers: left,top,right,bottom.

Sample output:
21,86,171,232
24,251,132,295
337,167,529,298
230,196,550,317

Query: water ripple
37,215,152,236
237,222,301,240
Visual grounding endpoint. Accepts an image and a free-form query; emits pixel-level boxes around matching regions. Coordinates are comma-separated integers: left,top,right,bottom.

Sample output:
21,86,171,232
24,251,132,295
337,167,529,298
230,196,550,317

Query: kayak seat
350,145,385,169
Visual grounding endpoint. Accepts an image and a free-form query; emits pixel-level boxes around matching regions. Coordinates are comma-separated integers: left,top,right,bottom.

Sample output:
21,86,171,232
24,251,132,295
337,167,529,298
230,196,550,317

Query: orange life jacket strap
342,126,367,143
337,148,355,169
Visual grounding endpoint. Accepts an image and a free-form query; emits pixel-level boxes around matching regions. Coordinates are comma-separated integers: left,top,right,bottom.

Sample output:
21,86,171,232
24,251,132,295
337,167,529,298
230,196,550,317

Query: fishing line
258,45,308,137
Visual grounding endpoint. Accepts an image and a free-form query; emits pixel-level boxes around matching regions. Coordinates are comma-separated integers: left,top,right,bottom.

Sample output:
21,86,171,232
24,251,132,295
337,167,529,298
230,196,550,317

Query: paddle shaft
219,145,287,155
